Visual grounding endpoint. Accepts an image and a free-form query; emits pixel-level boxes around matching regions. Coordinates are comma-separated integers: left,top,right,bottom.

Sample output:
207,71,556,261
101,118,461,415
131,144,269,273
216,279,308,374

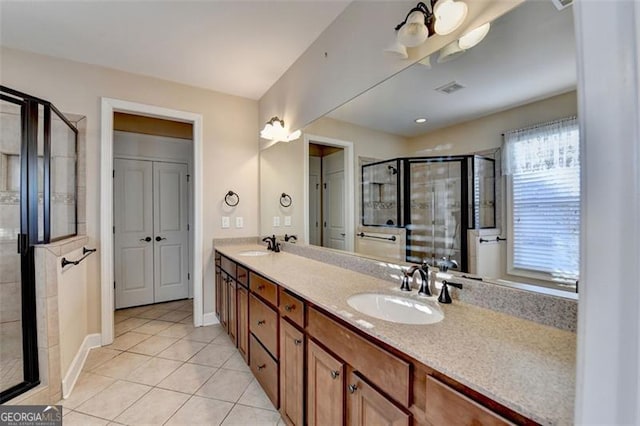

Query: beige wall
1,47,259,330
260,116,408,241
407,91,578,154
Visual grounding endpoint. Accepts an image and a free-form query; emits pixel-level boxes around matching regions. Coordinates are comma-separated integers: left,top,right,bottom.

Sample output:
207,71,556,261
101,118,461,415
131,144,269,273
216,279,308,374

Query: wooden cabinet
250,272,278,306
237,286,249,362
227,276,237,346
249,294,279,357
250,335,279,407
215,265,221,320
219,272,228,331
280,320,305,426
425,376,513,426
307,340,344,426
347,371,410,426
279,288,305,328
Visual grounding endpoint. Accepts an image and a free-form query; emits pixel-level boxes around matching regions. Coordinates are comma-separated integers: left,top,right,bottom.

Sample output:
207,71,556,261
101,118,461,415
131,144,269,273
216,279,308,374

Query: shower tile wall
0,101,24,391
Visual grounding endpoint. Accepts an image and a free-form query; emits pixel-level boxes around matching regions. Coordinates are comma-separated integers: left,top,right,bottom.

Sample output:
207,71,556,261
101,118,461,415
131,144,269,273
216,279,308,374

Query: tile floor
60,299,284,425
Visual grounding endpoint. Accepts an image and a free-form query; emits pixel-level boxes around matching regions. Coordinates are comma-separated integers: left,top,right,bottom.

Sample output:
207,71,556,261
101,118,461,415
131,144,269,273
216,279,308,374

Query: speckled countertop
216,244,576,425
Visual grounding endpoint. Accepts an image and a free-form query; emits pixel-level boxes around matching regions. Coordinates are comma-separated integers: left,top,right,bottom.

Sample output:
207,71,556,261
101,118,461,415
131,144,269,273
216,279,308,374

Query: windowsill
491,277,578,300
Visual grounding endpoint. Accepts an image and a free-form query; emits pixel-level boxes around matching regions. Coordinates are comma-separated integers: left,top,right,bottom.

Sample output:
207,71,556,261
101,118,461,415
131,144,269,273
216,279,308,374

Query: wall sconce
260,116,301,143
389,1,490,59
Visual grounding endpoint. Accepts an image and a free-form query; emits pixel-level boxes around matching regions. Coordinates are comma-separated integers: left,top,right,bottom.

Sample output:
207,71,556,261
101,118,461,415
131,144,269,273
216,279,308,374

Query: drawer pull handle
257,285,266,290
284,304,295,312
348,384,358,393
331,370,340,379
257,320,266,326
257,364,266,370
294,339,303,346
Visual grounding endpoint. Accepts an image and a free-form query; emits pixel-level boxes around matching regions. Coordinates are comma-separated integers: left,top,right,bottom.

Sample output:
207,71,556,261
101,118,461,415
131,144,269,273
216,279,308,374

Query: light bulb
397,10,429,47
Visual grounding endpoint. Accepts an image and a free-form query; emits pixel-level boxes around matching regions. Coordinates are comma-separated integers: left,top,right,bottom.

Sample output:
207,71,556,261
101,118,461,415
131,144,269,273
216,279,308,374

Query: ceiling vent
550,0,573,11
435,81,465,94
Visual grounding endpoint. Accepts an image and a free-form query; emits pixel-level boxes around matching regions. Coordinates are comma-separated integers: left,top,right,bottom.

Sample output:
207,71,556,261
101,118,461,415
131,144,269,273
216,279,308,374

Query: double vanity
214,243,575,426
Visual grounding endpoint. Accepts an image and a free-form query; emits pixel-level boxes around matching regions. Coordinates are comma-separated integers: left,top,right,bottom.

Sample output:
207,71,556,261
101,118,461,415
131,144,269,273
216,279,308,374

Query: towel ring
280,193,292,208
224,191,240,207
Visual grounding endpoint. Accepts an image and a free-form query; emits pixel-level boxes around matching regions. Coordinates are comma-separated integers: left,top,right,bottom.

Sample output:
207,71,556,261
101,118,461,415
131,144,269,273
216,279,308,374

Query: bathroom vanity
214,245,575,426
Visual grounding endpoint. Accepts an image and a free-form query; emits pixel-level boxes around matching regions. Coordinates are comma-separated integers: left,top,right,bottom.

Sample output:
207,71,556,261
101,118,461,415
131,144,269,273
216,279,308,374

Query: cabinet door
307,340,344,426
228,278,237,345
237,286,249,362
280,321,304,426
215,266,221,320
347,371,410,426
220,273,228,331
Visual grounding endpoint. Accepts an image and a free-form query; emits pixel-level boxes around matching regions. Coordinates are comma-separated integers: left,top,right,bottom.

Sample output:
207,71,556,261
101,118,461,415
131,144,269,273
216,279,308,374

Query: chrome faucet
400,261,432,296
262,235,280,252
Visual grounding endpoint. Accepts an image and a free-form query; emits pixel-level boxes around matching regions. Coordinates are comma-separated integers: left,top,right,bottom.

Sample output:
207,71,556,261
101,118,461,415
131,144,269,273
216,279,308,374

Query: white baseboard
202,312,220,326
62,333,101,398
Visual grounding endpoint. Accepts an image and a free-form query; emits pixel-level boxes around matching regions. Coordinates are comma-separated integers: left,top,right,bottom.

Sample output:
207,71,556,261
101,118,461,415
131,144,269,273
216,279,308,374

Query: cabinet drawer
279,288,305,328
221,255,237,278
237,265,249,288
425,376,513,426
307,307,410,407
250,334,279,408
250,294,279,358
250,272,278,307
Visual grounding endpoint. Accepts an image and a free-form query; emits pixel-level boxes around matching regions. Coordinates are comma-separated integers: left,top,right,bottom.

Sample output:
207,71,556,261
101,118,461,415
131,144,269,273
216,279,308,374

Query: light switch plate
221,216,230,229
235,217,244,228
284,216,292,226
273,216,281,227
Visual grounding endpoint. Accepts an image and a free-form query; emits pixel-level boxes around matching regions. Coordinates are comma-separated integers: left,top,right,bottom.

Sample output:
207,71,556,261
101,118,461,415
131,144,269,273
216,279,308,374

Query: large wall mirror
260,0,578,293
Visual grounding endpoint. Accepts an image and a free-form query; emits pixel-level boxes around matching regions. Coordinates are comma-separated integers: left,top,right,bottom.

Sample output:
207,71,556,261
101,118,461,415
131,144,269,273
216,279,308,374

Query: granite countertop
215,244,576,425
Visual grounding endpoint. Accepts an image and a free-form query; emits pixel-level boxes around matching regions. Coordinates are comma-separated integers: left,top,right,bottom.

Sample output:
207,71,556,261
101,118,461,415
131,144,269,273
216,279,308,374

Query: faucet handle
400,275,412,292
438,280,463,304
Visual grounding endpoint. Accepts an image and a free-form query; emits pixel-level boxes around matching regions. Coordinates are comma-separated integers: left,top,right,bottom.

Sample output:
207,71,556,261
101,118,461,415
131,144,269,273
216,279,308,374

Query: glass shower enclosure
362,155,495,270
0,86,78,402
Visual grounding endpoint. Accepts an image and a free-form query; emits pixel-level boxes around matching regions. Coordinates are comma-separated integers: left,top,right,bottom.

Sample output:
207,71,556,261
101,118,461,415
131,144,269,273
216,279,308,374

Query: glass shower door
0,96,25,394
406,159,463,267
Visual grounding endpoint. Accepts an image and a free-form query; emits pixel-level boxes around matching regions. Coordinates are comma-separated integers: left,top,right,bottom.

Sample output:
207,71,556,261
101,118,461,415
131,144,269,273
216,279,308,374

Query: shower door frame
0,89,40,402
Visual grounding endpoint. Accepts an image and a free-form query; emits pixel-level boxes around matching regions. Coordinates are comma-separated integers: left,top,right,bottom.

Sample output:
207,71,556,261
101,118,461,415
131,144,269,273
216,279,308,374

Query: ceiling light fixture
260,116,301,143
415,118,428,123
458,22,491,49
433,0,468,35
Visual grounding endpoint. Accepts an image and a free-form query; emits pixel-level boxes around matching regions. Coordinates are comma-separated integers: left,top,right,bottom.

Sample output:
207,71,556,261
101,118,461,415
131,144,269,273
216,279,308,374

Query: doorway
101,98,203,346
304,134,355,252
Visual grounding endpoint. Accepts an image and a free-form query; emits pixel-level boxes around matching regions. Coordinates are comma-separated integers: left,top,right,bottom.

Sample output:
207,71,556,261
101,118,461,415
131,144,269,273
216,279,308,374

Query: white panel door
153,162,189,303
322,150,346,250
114,159,154,309
309,156,322,246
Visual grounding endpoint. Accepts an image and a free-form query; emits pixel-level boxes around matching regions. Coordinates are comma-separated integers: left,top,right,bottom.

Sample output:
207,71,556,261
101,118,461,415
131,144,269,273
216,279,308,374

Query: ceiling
327,0,577,137
0,1,350,100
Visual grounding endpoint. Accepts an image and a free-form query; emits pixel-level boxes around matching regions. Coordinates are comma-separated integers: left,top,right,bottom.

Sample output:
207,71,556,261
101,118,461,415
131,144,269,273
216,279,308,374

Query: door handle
340,233,346,236
155,236,166,242
140,237,152,242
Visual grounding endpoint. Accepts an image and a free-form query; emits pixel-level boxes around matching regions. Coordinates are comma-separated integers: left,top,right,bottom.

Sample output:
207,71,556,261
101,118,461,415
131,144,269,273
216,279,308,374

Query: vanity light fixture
458,22,491,50
260,116,301,143
394,1,468,50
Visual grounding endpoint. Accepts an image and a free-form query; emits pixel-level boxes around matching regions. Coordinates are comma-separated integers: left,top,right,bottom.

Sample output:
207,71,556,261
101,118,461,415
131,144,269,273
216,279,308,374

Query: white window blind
503,117,580,282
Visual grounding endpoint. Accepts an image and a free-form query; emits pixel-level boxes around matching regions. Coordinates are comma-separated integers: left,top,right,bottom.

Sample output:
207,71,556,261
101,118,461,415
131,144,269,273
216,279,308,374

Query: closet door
153,162,189,302
114,159,154,308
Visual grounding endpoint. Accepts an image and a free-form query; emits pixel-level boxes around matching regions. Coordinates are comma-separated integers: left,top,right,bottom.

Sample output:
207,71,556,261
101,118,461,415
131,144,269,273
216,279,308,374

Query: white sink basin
347,293,444,325
237,250,270,257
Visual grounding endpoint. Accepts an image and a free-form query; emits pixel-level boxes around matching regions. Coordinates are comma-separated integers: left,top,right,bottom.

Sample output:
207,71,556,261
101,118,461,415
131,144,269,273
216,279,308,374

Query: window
503,117,579,286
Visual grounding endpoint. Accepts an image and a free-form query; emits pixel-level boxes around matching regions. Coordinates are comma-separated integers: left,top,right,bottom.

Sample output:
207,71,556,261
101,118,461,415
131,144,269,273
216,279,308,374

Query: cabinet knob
257,364,266,371
284,304,294,312
294,339,302,346
139,236,152,242
257,285,266,291
155,236,166,242
257,320,266,326
348,384,358,393
330,370,340,379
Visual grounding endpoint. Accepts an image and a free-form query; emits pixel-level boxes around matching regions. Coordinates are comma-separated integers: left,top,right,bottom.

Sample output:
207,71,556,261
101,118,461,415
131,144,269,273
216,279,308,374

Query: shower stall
0,86,78,402
362,155,495,270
